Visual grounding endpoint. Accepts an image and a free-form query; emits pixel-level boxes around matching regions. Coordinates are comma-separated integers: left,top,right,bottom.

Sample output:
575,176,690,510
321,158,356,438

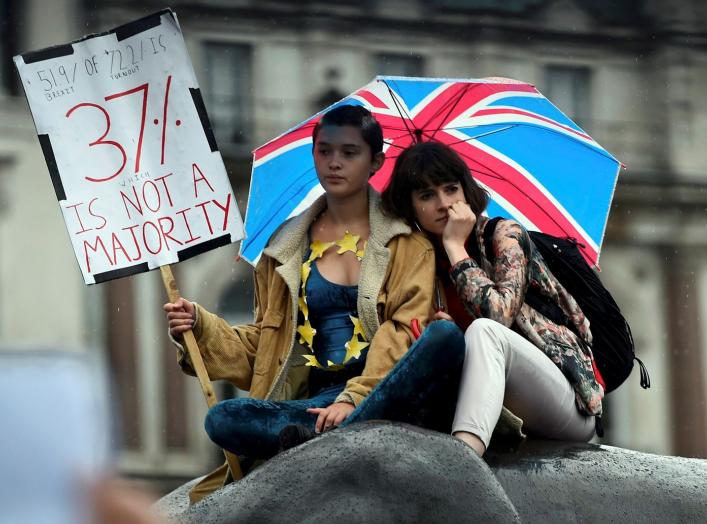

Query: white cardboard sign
14,10,244,284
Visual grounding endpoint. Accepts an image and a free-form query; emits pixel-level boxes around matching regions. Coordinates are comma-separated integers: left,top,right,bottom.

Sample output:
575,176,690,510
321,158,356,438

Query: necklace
297,231,369,369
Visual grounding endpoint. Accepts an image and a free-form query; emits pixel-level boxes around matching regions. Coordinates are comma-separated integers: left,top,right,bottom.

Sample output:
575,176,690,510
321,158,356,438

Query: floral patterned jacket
448,215,603,416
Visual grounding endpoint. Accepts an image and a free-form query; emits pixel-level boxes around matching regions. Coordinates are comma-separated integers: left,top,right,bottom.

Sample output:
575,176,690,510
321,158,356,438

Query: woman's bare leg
453,430,486,456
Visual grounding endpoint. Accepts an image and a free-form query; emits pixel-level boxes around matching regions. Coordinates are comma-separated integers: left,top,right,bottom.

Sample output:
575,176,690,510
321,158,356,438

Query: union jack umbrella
241,76,621,267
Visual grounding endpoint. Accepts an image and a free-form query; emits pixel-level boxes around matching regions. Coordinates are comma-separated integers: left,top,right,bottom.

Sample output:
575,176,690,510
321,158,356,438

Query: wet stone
159,421,519,523
485,440,707,523
157,421,707,523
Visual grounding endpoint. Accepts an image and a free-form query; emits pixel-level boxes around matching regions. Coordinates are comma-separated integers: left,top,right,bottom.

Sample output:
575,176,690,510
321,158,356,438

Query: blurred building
1,0,706,490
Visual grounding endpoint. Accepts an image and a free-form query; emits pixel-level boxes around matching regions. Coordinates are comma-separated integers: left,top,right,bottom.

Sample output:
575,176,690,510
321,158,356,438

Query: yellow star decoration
298,296,309,319
302,354,324,368
309,239,335,261
301,263,312,288
335,231,360,255
349,315,367,340
297,319,316,347
344,336,370,363
297,233,370,370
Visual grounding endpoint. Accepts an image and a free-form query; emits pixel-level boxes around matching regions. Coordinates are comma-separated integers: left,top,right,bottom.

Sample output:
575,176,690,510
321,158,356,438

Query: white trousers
451,318,595,449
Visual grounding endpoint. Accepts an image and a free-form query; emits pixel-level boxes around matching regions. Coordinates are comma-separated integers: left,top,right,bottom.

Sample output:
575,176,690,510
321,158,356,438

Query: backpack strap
636,356,651,389
482,216,534,264
481,216,504,264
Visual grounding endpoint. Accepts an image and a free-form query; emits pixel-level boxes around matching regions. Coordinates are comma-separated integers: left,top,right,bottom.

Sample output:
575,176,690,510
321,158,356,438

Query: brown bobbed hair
381,141,489,226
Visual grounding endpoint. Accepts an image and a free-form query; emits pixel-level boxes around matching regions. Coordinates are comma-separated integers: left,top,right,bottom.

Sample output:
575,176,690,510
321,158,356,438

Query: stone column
665,247,706,457
105,277,141,450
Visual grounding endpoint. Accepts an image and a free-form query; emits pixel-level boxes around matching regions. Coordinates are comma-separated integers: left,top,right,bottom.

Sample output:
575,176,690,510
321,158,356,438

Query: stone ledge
156,421,707,523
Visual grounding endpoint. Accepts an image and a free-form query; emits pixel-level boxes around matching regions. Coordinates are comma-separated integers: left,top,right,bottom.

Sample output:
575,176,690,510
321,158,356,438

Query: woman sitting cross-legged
380,141,603,456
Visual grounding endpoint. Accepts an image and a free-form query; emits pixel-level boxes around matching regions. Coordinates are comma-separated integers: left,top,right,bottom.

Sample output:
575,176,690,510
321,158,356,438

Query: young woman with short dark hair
381,141,602,456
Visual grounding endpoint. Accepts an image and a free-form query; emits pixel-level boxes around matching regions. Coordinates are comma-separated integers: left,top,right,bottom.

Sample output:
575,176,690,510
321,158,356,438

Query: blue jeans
205,320,465,458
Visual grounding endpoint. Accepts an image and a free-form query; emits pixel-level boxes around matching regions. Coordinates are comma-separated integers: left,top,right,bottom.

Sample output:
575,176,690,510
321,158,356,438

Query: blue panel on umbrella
474,124,619,245
381,78,448,111
485,200,513,223
486,96,584,132
329,97,365,110
243,144,319,259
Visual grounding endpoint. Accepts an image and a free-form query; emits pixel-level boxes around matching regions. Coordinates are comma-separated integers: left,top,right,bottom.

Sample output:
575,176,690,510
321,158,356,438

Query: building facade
1,0,706,488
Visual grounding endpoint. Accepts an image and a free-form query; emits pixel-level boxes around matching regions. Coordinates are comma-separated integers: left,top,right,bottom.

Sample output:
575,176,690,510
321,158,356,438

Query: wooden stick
160,265,243,480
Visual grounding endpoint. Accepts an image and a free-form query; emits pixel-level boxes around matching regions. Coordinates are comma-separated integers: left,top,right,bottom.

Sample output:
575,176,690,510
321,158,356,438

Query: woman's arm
336,233,437,407
449,219,531,328
166,256,274,390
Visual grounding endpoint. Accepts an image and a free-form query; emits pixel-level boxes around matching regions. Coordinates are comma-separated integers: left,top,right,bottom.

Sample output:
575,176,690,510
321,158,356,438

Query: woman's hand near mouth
442,201,476,265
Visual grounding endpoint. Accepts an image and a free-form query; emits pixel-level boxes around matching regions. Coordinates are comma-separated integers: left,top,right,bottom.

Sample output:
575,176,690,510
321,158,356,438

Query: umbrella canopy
241,76,621,267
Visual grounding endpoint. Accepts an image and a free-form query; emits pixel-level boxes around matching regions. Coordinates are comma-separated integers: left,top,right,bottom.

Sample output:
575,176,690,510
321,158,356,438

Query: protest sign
14,9,244,285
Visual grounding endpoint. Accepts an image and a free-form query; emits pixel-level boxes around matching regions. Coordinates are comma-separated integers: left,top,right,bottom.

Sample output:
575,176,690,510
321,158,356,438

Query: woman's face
313,125,383,199
411,181,467,237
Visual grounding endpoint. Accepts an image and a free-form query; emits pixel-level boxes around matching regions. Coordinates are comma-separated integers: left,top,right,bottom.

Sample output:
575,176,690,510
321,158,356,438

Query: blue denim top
305,259,367,393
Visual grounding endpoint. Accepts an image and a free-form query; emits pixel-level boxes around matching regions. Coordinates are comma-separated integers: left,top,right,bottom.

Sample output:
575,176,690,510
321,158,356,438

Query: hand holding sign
164,297,196,337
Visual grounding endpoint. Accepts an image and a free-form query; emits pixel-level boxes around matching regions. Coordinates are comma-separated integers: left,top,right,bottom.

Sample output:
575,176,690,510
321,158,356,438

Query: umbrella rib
384,141,413,151
380,79,416,140
420,83,489,136
442,125,517,147
454,122,618,162
427,84,473,141
435,122,618,163
418,87,467,130
383,78,415,122
384,129,419,140
384,126,415,132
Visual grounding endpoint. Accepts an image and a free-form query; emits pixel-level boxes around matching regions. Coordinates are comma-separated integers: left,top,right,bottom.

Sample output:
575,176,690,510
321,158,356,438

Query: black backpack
479,217,650,394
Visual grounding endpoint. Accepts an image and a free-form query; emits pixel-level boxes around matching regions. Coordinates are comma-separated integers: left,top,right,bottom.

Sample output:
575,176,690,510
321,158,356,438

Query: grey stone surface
157,422,707,523
153,477,203,522
486,440,707,523
166,421,519,523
